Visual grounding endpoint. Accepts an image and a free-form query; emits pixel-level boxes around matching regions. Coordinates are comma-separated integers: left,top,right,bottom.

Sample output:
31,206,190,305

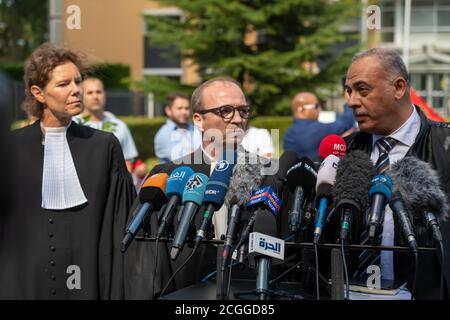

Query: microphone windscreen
139,173,169,210
388,157,449,221
253,209,277,237
286,157,317,192
333,150,376,213
182,173,209,205
165,166,195,197
203,158,236,210
316,155,340,192
224,156,264,207
319,134,347,158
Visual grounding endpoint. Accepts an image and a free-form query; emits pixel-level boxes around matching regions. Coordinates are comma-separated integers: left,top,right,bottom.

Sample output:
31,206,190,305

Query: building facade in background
49,0,450,118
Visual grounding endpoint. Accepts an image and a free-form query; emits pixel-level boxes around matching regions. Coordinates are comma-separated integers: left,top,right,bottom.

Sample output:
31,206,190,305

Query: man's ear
30,85,45,104
164,106,172,118
393,77,408,100
192,113,204,132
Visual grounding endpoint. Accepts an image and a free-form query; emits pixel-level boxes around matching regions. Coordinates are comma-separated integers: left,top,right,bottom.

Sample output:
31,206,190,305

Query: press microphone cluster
170,172,209,260
157,166,194,239
232,150,298,262
193,155,237,250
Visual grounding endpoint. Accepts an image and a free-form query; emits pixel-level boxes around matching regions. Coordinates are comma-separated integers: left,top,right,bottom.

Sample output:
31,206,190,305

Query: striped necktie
353,137,398,280
375,137,397,174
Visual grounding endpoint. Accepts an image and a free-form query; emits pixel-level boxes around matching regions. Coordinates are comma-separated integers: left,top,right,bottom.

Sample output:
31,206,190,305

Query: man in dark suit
124,77,269,299
343,48,450,299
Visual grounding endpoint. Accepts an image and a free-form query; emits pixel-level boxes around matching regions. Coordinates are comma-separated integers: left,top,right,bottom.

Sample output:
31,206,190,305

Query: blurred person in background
74,77,139,174
154,92,201,163
241,124,275,158
283,91,355,160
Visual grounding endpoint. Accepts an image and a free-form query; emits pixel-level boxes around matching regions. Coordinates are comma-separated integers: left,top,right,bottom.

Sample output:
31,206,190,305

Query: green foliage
118,116,292,159
0,62,24,81
131,75,192,105
138,0,360,115
0,0,48,61
120,116,167,160
87,64,131,90
0,62,132,90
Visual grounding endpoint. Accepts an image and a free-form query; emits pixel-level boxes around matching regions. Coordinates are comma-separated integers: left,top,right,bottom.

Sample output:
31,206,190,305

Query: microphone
156,166,194,239
333,150,376,241
222,159,265,270
319,134,347,159
248,209,284,300
367,175,393,244
170,173,209,260
121,173,168,252
389,189,418,251
194,156,236,248
286,157,317,234
233,150,299,254
267,150,301,193
314,154,340,243
237,185,282,247
388,157,449,243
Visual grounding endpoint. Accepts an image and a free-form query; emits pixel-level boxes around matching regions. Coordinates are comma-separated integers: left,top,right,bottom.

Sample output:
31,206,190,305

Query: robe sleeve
98,134,136,299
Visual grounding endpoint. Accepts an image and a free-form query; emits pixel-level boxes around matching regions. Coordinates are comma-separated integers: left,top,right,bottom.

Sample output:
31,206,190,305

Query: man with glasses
124,77,268,299
283,91,355,160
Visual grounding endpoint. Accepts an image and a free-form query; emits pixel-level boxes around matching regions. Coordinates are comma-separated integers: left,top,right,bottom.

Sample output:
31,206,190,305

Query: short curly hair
22,43,86,118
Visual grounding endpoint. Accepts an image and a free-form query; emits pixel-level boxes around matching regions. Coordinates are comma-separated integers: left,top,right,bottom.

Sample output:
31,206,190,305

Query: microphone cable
152,237,160,298
412,250,419,300
439,241,445,300
159,247,197,298
314,242,320,300
340,237,350,300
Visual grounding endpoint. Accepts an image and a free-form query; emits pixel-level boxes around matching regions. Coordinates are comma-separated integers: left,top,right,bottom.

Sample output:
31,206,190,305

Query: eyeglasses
198,104,251,120
302,103,321,110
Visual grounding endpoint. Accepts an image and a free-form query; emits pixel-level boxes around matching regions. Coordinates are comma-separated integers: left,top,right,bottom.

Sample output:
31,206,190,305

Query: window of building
411,72,450,116
378,0,450,44
142,8,183,77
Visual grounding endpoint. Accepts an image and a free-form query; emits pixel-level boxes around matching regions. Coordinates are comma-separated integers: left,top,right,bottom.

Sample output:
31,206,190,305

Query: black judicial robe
0,121,136,299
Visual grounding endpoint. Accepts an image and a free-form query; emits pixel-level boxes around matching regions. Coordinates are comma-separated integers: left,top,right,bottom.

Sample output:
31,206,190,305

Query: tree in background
136,0,360,115
0,0,48,62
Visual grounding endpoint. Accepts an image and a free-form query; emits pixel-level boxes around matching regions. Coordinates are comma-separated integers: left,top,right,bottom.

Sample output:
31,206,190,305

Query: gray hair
191,76,243,113
352,48,410,85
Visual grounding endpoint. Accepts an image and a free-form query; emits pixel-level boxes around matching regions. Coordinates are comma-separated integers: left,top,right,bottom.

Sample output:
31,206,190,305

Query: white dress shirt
200,145,229,240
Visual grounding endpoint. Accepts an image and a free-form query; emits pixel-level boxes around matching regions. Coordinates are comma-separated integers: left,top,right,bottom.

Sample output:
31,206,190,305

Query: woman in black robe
0,43,136,299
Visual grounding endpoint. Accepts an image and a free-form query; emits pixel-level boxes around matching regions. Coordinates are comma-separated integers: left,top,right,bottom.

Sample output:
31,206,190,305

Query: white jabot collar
41,121,88,210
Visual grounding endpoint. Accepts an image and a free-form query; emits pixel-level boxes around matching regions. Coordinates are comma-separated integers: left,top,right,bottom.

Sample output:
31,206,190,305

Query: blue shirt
283,106,355,160
154,119,201,163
